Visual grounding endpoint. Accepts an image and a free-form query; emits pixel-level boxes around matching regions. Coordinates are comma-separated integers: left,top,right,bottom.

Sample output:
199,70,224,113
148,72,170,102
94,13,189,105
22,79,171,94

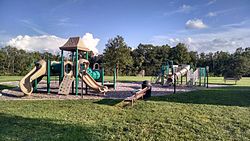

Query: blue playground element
87,68,101,81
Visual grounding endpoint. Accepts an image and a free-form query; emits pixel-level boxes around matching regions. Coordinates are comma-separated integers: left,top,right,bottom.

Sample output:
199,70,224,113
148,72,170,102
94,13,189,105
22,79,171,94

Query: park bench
224,77,241,85
123,87,150,106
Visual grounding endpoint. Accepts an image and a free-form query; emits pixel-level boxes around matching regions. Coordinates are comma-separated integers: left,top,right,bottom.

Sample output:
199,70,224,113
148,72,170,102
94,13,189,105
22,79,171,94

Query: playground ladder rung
58,75,75,95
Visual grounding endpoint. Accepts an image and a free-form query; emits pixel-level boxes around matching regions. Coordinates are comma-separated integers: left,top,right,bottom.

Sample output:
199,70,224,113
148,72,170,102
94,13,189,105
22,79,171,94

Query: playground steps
123,87,149,106
58,75,75,95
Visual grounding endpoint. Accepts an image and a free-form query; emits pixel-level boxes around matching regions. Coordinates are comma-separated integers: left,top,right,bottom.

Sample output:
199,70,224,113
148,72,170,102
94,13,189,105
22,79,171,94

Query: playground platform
0,81,197,100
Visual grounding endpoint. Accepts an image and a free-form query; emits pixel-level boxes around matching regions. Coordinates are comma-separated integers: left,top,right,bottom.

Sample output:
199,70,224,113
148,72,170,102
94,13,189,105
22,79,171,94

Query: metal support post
75,49,79,95
60,50,64,84
114,65,116,90
47,59,51,94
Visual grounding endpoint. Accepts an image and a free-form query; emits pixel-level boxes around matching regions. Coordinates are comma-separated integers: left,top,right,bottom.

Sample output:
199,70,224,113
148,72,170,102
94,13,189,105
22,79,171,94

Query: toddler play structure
19,37,116,95
151,60,208,89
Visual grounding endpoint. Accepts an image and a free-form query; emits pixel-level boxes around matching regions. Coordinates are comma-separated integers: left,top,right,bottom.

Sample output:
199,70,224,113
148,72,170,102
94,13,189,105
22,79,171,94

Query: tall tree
169,43,191,64
213,51,231,76
103,35,133,75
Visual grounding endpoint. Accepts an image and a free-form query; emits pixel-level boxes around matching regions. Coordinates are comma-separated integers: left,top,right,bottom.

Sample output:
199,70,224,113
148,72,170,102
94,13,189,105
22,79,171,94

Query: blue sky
0,0,250,53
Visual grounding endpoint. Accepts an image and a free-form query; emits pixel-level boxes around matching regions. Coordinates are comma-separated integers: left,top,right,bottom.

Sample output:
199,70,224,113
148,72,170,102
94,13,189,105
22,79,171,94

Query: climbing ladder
58,75,75,95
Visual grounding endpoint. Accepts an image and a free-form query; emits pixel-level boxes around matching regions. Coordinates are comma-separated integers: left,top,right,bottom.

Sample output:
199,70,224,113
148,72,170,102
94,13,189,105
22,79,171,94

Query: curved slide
167,65,190,83
19,60,47,95
80,73,108,93
175,65,190,79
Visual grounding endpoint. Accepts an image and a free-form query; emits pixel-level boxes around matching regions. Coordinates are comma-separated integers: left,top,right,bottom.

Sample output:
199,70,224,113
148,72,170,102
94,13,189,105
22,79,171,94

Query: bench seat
224,77,240,84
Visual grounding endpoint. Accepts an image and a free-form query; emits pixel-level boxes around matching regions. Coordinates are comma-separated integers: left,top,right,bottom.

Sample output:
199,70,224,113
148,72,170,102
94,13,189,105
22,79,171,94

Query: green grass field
0,76,23,82
0,87,250,140
1,75,249,86
0,76,250,140
105,76,250,86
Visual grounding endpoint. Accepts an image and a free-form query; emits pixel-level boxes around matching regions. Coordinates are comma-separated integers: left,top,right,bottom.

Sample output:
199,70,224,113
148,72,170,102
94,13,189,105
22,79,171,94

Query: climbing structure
151,60,208,87
58,75,75,95
59,37,108,95
187,67,207,86
19,36,109,95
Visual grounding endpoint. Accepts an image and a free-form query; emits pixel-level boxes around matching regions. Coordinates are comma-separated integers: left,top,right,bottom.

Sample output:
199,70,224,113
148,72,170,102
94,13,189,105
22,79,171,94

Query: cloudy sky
0,0,250,54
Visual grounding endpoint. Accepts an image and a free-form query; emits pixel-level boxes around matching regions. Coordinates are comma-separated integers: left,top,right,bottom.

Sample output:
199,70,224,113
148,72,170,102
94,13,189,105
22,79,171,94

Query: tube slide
167,65,190,83
80,73,108,93
19,60,47,95
175,65,190,79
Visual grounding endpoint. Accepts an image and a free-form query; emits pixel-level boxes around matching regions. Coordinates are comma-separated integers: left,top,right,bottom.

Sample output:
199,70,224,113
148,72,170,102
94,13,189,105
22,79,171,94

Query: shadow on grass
148,86,250,107
93,99,123,106
0,113,99,141
0,84,16,90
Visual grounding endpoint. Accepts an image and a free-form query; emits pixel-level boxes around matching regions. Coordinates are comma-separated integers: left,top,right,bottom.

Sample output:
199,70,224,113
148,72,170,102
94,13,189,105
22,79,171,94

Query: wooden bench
123,87,150,106
224,77,241,85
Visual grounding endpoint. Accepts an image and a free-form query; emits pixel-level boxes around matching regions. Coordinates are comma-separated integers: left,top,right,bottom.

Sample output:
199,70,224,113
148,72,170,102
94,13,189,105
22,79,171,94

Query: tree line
0,35,249,77
102,35,250,77
0,46,60,76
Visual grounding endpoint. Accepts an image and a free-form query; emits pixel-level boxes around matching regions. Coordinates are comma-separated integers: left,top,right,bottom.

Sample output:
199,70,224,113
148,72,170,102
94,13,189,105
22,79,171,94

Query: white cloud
180,4,191,13
207,0,216,5
164,4,192,16
5,33,100,55
169,38,180,43
185,19,207,29
206,8,239,18
186,37,192,44
59,18,70,23
186,28,250,52
207,12,217,17
222,20,249,28
150,27,250,53
20,19,49,35
82,33,100,54
6,35,66,54
57,17,79,27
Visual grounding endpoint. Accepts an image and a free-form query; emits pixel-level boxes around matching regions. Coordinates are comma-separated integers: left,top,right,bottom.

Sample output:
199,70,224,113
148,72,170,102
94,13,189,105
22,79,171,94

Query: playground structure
151,60,208,88
19,37,116,95
17,36,207,106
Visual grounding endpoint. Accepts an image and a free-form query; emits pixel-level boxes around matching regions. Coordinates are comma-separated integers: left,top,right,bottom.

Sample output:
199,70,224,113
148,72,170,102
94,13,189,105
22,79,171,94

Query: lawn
0,75,152,83
0,76,23,82
105,76,250,86
0,76,250,140
1,75,249,86
208,77,250,86
0,86,250,140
